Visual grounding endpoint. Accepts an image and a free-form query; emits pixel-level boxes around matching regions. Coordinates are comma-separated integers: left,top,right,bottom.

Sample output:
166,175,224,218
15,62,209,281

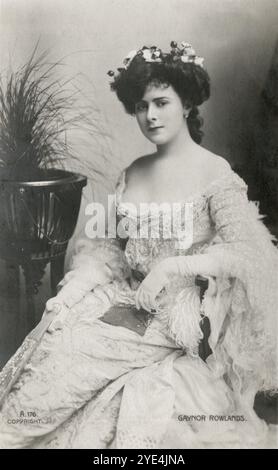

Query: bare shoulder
198,149,231,181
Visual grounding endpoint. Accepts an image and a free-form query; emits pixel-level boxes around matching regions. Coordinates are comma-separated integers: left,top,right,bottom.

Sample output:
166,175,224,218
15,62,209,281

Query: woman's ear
183,99,192,118
183,107,191,119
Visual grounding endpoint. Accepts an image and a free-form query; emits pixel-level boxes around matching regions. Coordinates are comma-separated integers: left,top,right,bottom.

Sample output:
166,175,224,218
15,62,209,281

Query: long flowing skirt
0,284,274,449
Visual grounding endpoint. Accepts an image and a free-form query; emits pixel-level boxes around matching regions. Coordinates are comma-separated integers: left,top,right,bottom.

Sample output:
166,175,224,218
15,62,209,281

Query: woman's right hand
45,296,64,315
43,295,70,332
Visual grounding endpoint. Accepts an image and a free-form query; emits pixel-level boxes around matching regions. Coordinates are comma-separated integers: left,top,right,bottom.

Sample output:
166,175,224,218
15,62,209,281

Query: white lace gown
0,168,277,448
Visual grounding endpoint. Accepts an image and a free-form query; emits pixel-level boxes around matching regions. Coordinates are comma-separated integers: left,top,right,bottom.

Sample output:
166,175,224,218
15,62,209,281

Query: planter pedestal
1,253,66,337
0,170,87,346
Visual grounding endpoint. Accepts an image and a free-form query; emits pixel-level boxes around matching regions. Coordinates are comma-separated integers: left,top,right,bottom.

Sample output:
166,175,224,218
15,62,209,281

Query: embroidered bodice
114,168,244,276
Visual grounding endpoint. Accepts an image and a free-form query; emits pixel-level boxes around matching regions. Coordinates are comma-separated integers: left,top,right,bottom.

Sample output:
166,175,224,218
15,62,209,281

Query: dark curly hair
110,54,210,144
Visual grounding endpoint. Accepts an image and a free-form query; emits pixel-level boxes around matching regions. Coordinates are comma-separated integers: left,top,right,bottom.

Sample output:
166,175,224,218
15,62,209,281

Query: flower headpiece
107,41,204,79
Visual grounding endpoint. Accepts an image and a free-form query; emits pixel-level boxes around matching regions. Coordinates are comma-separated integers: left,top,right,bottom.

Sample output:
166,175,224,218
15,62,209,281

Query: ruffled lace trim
115,167,246,217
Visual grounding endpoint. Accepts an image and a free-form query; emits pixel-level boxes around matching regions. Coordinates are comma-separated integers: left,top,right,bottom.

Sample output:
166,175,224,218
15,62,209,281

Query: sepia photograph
0,0,277,450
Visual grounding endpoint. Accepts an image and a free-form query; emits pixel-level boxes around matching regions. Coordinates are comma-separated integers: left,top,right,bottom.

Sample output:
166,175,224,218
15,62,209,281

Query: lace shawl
201,175,278,396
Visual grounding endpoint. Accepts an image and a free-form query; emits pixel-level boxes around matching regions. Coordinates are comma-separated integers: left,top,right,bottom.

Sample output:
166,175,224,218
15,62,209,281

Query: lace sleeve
55,174,131,306
68,170,130,279
205,172,277,285
203,172,278,393
67,233,130,284
209,175,253,243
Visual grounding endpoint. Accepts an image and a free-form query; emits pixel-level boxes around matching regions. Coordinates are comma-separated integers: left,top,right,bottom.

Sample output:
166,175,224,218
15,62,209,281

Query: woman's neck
155,127,199,165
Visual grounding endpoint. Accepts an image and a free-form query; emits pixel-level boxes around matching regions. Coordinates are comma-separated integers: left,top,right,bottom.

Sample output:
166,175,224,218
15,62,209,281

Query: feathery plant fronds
0,43,101,180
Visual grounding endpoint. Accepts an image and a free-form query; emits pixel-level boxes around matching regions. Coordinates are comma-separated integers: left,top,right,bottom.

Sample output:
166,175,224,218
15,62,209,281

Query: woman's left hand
135,260,170,312
135,253,222,312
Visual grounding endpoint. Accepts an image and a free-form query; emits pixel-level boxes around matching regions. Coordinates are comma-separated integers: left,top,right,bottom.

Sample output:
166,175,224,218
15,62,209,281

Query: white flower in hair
142,49,153,61
181,41,191,48
180,55,191,63
181,42,196,55
108,41,205,80
188,47,196,56
194,56,204,67
123,50,138,67
142,47,162,63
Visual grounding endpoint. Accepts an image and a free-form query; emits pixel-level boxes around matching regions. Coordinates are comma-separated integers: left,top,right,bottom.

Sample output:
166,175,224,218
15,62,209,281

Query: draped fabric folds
0,168,277,448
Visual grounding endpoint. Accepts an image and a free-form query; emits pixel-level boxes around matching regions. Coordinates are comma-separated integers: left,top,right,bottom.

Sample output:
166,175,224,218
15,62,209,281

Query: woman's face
135,83,186,145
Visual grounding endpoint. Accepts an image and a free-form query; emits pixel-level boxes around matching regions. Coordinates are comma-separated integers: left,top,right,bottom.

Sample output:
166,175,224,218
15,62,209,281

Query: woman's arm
52,239,127,309
46,208,130,311
136,173,277,311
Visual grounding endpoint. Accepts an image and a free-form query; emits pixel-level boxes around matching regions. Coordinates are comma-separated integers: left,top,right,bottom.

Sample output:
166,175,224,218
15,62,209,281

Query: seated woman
0,42,277,449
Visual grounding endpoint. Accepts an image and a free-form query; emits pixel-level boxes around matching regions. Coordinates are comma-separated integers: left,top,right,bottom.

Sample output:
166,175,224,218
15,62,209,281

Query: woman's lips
148,126,163,131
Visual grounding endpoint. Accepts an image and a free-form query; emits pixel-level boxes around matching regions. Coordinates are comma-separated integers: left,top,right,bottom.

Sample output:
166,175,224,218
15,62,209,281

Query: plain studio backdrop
0,0,278,364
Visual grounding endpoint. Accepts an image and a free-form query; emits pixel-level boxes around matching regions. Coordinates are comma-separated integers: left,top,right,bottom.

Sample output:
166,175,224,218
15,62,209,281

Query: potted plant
0,45,89,332
0,46,89,261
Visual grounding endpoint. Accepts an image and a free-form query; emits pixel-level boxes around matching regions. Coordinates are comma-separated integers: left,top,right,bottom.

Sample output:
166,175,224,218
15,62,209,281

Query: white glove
45,262,113,310
43,300,69,332
135,254,223,312
43,261,113,332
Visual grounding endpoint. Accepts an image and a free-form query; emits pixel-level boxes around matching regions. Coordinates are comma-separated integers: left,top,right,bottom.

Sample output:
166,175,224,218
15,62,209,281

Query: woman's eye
136,103,147,112
157,101,167,107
